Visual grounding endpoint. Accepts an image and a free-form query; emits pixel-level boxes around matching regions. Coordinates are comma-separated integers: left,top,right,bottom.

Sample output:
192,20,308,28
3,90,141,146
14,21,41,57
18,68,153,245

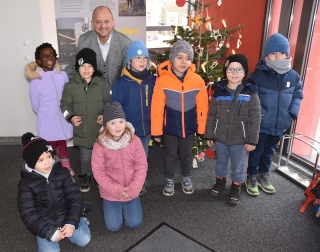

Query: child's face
130,56,148,72
34,152,53,174
226,62,245,85
106,118,126,141
78,63,94,83
172,52,192,76
37,48,56,72
266,52,287,61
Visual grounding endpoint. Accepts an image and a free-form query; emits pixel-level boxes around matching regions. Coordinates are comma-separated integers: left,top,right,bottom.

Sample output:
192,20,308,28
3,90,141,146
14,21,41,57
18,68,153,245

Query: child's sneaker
181,177,194,194
245,174,259,196
79,174,91,192
229,182,241,205
210,177,226,196
257,172,276,194
163,178,174,196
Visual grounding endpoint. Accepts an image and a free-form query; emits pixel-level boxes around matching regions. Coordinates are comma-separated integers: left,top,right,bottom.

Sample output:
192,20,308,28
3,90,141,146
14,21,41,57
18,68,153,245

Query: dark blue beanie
263,33,290,57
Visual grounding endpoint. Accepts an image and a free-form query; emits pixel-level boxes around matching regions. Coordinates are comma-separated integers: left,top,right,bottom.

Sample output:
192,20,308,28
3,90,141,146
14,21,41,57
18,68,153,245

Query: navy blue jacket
111,68,155,137
249,59,303,136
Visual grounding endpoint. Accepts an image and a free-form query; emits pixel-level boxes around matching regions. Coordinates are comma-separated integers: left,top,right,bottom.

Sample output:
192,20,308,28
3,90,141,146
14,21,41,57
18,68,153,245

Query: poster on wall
54,0,146,67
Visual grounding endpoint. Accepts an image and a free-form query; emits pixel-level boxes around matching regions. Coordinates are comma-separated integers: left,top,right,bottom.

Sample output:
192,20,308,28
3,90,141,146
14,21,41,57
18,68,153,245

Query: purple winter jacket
25,61,73,141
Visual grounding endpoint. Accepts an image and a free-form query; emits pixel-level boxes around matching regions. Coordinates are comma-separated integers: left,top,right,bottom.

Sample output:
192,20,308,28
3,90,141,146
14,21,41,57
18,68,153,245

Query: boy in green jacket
61,48,110,192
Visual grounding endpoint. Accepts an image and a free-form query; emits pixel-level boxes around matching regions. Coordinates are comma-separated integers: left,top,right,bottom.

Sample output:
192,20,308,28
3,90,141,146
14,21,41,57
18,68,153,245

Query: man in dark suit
65,6,132,87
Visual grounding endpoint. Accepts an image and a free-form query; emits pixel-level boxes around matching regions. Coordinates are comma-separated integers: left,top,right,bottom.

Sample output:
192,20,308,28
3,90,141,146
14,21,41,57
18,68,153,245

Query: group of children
18,32,303,250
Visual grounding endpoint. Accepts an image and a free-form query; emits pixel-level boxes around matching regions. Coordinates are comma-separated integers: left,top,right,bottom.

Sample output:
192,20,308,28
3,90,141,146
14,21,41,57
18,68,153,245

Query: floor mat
124,222,215,252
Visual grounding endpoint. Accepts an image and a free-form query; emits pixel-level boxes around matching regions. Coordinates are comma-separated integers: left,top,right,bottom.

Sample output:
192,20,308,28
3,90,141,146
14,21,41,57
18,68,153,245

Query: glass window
146,0,189,48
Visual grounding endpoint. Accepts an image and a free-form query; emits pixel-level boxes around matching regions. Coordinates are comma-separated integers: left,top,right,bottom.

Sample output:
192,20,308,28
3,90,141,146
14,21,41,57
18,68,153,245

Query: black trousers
163,133,194,179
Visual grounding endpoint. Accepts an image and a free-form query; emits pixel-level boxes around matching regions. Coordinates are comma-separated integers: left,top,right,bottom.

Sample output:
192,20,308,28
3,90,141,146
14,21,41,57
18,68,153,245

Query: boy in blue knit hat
111,40,156,195
245,33,303,196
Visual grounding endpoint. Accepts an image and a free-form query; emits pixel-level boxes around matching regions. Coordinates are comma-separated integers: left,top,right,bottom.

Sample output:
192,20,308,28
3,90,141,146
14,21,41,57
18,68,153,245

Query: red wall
293,5,320,156
208,0,267,74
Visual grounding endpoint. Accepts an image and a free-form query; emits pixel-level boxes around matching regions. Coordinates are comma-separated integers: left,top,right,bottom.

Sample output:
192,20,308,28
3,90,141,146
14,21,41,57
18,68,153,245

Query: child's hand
154,137,161,143
97,115,103,125
206,140,214,146
60,225,75,238
54,231,65,242
71,116,82,127
122,187,130,198
245,144,256,152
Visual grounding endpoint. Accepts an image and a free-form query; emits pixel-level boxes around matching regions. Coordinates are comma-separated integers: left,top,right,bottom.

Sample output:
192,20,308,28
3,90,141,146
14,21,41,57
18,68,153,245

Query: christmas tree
149,0,243,166
149,0,244,85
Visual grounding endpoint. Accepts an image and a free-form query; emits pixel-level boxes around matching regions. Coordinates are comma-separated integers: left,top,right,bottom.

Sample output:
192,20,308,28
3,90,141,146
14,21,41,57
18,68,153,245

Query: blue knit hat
126,40,149,70
263,33,290,57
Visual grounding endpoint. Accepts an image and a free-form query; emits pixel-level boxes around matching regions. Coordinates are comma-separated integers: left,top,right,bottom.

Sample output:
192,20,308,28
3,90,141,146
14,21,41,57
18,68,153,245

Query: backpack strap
300,173,320,213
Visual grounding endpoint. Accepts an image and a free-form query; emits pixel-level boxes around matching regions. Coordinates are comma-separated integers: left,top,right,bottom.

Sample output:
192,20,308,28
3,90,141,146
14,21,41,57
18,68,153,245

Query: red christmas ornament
205,148,215,159
176,0,186,7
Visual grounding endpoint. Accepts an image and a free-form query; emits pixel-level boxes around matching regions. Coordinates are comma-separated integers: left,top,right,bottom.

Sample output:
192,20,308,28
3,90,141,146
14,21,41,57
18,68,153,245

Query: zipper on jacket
241,121,246,138
140,84,146,136
275,76,280,135
181,85,185,138
237,100,242,116
51,76,68,140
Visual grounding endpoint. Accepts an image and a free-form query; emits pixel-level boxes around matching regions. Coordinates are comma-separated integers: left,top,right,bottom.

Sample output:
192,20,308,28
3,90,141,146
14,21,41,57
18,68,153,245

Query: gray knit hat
169,40,194,63
103,102,126,125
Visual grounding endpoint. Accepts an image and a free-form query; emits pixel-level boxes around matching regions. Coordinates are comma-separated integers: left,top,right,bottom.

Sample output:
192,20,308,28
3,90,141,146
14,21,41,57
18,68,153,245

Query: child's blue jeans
103,197,142,232
138,134,151,158
36,217,91,252
247,132,282,175
215,141,247,183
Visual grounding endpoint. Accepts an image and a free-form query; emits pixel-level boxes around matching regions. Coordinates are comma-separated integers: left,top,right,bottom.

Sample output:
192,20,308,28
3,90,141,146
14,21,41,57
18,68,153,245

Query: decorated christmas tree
149,0,244,166
150,0,244,85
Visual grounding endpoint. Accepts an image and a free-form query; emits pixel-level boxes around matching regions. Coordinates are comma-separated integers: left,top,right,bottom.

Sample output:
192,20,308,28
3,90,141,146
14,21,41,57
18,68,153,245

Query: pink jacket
92,123,147,202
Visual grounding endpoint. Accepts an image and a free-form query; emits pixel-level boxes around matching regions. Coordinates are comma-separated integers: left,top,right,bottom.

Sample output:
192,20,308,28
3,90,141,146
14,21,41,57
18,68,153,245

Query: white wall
0,0,57,137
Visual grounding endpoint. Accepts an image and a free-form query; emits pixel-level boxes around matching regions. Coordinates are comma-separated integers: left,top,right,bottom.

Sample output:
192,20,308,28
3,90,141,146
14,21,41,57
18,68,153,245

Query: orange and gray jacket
151,60,208,138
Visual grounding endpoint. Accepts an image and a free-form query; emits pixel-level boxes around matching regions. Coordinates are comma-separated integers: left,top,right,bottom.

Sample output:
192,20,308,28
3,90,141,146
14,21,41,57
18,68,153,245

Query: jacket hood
157,60,196,77
25,60,62,81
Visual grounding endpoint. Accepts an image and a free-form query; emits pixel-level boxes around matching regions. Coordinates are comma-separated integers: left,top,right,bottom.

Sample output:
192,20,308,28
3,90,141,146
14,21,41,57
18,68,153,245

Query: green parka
60,71,110,148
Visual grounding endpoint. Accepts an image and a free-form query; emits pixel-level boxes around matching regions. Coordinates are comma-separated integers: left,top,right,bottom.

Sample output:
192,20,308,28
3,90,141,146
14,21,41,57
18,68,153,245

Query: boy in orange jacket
151,40,208,196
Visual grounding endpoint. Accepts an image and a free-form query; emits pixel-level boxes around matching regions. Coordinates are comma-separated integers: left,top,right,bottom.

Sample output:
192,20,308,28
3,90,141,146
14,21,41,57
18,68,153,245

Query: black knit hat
103,102,126,125
223,54,248,78
75,48,97,71
21,132,53,169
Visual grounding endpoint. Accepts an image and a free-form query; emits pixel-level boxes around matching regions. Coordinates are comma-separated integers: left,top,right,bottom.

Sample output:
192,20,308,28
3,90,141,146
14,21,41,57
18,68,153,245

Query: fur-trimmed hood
25,60,62,81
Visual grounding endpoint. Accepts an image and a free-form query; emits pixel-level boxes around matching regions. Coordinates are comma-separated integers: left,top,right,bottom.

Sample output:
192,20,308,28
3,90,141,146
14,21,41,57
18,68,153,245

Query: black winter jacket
205,79,261,145
18,158,82,240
